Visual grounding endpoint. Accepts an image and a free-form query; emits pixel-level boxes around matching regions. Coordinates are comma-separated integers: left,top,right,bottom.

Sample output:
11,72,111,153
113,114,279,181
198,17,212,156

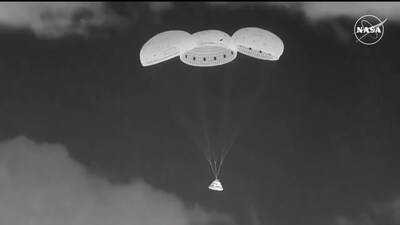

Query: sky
0,2,399,225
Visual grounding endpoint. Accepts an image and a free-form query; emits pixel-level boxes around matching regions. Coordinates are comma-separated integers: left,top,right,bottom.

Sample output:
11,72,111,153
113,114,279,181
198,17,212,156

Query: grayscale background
0,2,399,225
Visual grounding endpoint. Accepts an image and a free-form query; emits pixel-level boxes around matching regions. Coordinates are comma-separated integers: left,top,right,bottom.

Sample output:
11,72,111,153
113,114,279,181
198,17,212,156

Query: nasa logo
354,15,387,45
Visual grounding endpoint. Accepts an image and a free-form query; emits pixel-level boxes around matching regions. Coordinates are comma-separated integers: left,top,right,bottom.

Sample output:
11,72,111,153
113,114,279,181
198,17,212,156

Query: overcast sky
0,2,399,225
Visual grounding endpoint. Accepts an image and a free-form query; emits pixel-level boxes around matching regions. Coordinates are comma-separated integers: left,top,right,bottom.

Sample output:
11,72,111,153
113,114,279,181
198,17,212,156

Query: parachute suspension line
176,113,216,179
159,70,216,179
220,73,233,127
201,115,215,176
202,122,211,159
222,136,237,160
163,69,213,168
216,134,237,176
192,74,218,178
213,156,218,178
203,121,217,178
218,73,233,148
216,153,225,178
202,121,217,178
177,114,205,154
211,136,218,177
214,69,235,178
218,65,268,178
166,78,210,166
207,159,217,178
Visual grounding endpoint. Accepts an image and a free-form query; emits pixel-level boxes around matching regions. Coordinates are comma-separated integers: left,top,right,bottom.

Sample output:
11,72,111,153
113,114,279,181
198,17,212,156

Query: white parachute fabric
232,27,284,61
180,30,237,67
140,28,284,67
140,30,196,67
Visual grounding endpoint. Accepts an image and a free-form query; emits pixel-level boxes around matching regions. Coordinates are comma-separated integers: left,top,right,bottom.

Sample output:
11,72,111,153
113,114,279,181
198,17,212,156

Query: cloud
147,2,174,12
208,2,400,21
335,197,400,225
0,136,234,225
392,198,400,222
274,2,400,21
207,2,398,44
249,207,261,225
0,2,120,38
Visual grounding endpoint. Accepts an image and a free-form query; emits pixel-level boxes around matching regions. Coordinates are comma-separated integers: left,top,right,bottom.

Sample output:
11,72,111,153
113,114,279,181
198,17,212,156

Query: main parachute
140,28,284,67
140,28,284,191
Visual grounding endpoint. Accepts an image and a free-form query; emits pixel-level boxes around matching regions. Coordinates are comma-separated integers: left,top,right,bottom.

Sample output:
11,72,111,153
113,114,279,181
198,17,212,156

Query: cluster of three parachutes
140,27,284,191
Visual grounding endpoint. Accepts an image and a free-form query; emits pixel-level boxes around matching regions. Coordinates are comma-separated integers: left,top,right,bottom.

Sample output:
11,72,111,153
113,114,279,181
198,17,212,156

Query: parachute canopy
140,27,284,67
208,179,223,191
232,27,284,60
140,30,196,67
180,30,237,67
